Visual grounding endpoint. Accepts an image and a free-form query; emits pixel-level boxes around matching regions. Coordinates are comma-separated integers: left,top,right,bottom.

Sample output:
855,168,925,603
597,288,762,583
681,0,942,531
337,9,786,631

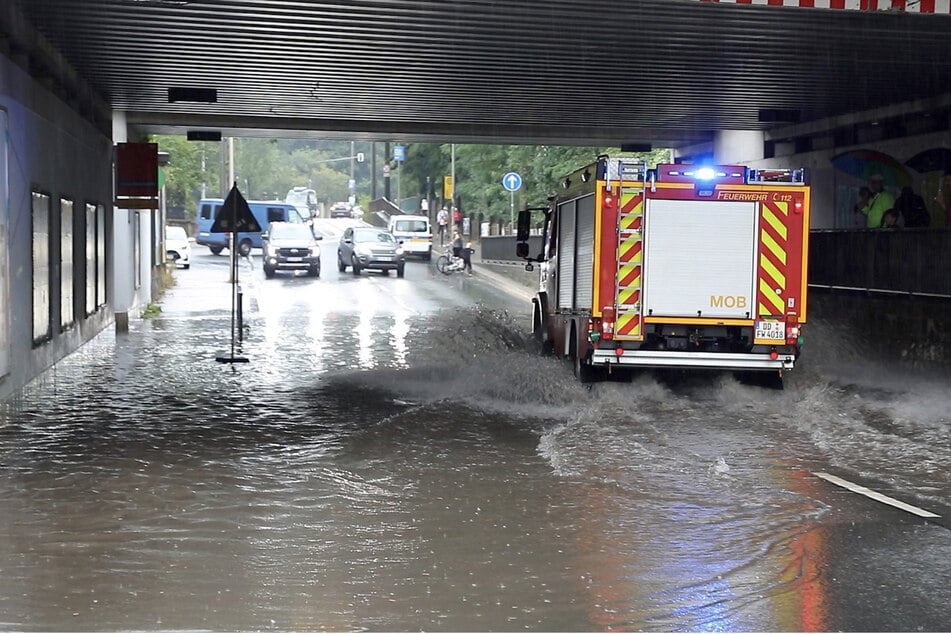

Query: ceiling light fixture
168,87,217,103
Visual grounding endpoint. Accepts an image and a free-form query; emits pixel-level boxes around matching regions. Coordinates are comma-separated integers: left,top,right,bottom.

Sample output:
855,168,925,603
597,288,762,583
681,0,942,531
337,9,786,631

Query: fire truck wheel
570,329,596,383
532,303,552,354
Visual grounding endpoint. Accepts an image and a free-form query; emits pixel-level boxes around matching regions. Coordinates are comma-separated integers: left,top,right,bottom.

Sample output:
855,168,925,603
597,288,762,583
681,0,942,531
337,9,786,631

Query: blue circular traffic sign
502,172,522,192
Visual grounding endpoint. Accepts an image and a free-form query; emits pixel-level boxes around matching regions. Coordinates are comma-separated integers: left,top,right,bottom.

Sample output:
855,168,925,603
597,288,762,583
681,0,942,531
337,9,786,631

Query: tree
152,135,220,220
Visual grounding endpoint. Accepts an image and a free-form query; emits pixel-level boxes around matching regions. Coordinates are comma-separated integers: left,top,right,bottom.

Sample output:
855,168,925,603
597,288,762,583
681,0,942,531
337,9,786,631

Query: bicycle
435,252,466,275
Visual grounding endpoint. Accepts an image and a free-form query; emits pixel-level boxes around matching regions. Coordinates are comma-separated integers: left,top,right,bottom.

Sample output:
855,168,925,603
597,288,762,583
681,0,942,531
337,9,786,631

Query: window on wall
85,203,96,316
97,204,106,307
32,191,51,345
60,198,74,330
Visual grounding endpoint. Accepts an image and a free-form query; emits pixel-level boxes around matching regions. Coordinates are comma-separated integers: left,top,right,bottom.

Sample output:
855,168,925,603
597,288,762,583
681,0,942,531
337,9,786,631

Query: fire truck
515,157,810,387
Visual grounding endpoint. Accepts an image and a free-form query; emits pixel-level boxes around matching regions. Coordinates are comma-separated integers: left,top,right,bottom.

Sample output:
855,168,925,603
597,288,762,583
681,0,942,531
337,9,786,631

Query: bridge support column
713,130,765,165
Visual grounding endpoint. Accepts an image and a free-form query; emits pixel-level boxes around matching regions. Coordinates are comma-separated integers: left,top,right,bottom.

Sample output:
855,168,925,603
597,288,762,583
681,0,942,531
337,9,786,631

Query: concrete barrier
480,235,542,263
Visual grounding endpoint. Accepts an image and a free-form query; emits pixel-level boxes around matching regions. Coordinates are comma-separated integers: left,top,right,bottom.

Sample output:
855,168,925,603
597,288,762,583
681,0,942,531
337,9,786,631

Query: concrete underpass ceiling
4,0,951,148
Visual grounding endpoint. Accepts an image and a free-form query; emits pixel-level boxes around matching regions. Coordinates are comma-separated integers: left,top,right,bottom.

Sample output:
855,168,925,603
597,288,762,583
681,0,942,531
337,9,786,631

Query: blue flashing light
695,167,716,181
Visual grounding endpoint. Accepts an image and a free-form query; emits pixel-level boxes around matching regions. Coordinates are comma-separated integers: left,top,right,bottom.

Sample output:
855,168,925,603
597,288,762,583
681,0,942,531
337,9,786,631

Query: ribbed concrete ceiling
6,0,951,147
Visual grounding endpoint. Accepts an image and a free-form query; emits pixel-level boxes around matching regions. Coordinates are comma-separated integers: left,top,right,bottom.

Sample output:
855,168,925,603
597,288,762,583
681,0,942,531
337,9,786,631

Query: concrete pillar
111,111,138,318
713,130,765,164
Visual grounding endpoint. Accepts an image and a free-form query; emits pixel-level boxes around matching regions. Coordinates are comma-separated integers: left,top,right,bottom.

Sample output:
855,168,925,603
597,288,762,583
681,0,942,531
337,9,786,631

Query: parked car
165,225,191,269
337,226,405,277
262,221,322,279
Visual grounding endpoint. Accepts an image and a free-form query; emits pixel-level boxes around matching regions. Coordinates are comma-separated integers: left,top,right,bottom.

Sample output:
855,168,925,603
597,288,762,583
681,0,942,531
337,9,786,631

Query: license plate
377,256,392,261
755,320,785,341
287,257,302,262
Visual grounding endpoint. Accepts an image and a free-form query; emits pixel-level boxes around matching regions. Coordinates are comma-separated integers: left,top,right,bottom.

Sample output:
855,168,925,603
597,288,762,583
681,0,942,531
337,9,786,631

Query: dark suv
337,226,405,277
262,222,322,278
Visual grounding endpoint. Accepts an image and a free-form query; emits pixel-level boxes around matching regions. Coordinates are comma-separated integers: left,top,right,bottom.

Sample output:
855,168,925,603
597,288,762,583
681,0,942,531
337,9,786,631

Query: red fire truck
516,157,810,387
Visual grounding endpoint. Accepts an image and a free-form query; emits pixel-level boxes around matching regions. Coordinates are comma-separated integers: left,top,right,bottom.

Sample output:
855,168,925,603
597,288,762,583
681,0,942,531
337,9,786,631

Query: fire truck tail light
794,201,804,214
600,306,616,340
615,347,625,357
786,318,802,346
769,350,779,361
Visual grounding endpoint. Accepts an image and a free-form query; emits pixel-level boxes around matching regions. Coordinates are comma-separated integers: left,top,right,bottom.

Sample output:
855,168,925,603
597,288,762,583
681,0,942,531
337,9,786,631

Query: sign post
211,183,259,365
502,172,522,231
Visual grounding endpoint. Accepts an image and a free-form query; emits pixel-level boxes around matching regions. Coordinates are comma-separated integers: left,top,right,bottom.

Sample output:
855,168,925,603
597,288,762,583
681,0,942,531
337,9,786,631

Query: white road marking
814,472,940,519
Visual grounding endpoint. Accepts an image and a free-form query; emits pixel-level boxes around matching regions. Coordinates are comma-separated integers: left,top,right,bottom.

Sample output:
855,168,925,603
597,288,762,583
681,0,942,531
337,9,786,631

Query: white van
387,214,432,260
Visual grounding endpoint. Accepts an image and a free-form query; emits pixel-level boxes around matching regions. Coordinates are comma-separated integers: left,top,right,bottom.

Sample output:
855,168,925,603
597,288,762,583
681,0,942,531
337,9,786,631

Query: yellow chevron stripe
618,240,642,262
616,312,641,337
618,262,638,277
760,253,786,288
619,216,640,231
759,279,785,314
763,207,788,241
760,231,787,267
617,288,639,305
621,192,642,211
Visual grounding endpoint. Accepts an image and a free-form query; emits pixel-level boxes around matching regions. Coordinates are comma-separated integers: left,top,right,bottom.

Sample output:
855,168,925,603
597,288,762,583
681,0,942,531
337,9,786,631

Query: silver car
262,221,322,279
337,226,405,277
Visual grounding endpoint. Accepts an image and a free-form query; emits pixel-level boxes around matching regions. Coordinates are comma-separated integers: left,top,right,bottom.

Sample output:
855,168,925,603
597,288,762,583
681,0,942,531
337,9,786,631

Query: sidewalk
431,241,537,302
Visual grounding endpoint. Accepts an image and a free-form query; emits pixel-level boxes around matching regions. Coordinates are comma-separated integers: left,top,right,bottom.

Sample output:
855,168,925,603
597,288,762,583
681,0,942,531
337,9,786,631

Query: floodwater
1,253,949,631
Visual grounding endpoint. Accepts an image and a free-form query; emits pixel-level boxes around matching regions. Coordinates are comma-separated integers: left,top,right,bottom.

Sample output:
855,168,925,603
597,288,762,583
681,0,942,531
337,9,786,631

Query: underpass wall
0,52,114,400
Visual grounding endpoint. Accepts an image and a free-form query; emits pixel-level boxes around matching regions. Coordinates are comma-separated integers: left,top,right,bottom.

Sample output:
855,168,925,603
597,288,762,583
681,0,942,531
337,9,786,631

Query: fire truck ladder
611,158,646,341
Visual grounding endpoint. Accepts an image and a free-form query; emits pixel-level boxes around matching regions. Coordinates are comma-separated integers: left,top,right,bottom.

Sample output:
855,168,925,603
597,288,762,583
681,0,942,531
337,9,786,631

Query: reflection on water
1,270,949,631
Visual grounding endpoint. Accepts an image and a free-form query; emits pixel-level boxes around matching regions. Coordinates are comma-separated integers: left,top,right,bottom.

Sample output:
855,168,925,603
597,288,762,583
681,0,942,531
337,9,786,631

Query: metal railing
809,229,951,299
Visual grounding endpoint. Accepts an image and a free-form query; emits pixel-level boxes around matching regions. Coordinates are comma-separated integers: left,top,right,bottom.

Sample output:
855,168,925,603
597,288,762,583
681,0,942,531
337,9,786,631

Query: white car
165,225,191,269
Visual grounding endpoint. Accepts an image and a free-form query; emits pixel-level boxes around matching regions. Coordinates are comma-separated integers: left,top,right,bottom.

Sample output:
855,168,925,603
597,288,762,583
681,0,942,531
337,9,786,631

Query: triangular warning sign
210,184,261,233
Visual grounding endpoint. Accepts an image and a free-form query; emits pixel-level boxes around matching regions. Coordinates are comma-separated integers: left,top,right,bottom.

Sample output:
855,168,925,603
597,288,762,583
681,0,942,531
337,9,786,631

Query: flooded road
1,243,950,631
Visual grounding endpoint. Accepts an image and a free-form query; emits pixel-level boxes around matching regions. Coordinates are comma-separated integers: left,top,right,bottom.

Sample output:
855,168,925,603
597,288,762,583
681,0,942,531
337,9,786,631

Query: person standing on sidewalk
436,206,449,246
860,174,895,229
461,242,474,275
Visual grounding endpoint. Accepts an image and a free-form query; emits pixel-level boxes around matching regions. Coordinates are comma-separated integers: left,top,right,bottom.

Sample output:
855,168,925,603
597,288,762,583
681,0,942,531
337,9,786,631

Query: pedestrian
880,209,900,229
935,171,951,228
860,174,895,229
436,206,449,245
853,186,871,226
894,186,930,228
453,206,463,233
461,242,474,275
451,231,463,260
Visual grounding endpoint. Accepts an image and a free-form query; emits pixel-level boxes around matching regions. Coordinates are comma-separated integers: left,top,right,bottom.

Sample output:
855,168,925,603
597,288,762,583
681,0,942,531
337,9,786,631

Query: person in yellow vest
861,174,895,229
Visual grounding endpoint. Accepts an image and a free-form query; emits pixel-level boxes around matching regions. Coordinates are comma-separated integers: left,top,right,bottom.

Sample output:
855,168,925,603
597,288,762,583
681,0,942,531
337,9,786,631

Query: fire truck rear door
643,199,757,319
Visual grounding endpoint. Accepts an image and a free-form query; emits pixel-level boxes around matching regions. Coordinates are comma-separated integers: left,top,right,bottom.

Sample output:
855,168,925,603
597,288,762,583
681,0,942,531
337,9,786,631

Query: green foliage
152,135,670,225
400,144,670,223
152,135,220,220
